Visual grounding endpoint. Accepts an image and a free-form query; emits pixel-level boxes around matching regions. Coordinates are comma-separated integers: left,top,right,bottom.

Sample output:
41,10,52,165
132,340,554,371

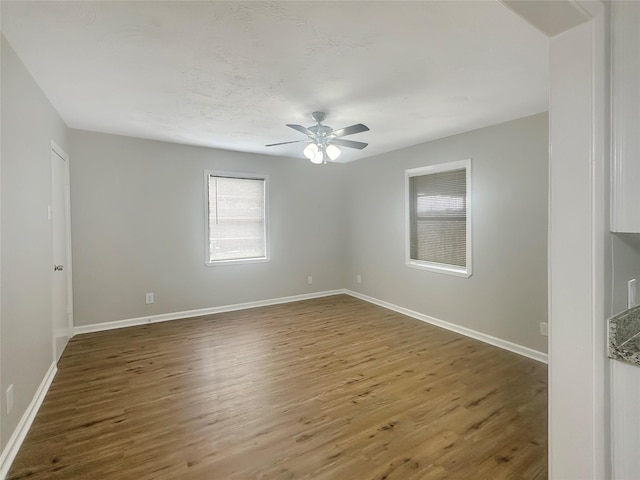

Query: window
205,171,269,265
405,159,471,277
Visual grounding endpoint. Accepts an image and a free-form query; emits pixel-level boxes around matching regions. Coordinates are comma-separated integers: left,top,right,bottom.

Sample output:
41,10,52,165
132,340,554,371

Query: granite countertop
609,305,640,367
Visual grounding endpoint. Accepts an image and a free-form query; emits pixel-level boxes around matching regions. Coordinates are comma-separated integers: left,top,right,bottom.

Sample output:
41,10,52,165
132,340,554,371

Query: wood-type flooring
8,294,547,479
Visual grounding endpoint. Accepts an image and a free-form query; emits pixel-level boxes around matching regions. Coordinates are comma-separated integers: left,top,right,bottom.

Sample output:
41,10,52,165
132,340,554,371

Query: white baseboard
0,288,544,478
74,289,347,336
0,362,57,480
75,288,547,364
345,290,548,364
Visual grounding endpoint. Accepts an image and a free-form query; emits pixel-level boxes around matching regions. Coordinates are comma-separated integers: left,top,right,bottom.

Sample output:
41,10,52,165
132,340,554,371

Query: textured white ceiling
1,1,549,163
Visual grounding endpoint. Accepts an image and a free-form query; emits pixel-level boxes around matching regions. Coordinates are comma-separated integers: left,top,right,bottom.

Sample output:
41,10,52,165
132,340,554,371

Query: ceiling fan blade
331,138,368,150
331,123,369,137
286,124,313,135
265,139,310,147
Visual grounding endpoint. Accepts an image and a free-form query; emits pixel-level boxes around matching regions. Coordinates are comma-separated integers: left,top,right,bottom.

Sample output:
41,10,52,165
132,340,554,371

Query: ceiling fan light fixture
303,143,318,160
267,112,368,164
326,144,341,161
304,143,324,164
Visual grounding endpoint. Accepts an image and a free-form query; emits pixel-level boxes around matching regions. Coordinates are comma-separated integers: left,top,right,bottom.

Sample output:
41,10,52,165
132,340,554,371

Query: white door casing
548,2,608,478
501,1,608,475
51,141,73,363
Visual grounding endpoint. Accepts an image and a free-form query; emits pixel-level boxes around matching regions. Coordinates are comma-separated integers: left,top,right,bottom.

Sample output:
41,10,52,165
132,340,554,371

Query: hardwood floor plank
8,295,547,479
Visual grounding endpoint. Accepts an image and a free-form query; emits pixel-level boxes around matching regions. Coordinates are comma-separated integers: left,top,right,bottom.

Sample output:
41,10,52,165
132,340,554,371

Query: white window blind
206,174,267,264
406,160,471,277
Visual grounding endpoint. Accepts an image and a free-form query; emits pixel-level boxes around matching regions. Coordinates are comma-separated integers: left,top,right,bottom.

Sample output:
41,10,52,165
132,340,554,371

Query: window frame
405,159,472,278
204,170,270,266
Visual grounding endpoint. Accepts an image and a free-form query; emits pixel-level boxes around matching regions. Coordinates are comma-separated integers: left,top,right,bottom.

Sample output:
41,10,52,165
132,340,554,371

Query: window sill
406,260,471,278
206,257,270,267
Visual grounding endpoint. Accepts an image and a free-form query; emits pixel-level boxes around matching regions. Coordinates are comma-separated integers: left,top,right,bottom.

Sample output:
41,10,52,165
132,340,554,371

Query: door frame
50,140,73,362
547,2,609,478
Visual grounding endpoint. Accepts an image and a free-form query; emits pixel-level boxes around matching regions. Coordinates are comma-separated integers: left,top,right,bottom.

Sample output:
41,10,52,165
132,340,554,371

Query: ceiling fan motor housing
308,124,333,145
265,111,369,161
311,111,326,123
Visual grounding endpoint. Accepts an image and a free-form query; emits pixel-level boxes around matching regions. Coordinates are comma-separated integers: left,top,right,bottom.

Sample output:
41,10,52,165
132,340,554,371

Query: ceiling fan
266,111,369,164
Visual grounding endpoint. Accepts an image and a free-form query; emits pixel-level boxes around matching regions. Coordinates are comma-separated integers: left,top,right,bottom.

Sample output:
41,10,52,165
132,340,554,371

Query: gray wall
344,113,549,353
1,38,551,461
0,36,69,449
70,115,550,354
69,130,348,326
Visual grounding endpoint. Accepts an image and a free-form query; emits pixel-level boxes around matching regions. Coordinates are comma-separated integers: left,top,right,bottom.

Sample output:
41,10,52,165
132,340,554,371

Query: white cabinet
611,1,640,232
611,359,640,479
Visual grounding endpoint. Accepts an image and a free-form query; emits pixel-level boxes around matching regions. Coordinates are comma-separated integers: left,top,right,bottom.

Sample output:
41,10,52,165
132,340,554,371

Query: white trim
547,3,607,477
74,288,548,364
0,289,544,480
204,170,270,266
0,48,2,480
73,289,346,335
404,159,472,278
345,290,548,364
206,256,270,267
0,362,57,480
50,142,74,363
50,140,68,162
405,260,470,278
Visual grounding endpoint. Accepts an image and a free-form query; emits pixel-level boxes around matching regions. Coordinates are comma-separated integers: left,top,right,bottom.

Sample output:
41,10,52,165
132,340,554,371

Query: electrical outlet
628,279,637,309
6,385,14,414
145,292,154,304
540,322,548,337
307,276,313,285
356,274,362,284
